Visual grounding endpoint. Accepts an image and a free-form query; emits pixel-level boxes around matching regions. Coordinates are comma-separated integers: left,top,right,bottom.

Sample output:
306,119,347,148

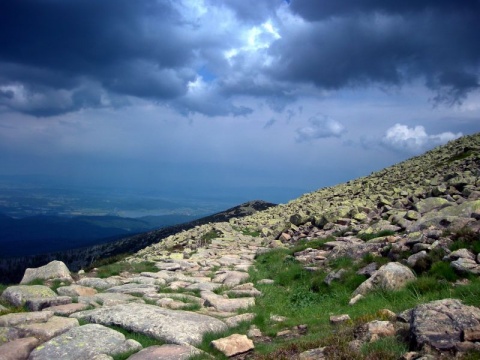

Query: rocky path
0,223,264,359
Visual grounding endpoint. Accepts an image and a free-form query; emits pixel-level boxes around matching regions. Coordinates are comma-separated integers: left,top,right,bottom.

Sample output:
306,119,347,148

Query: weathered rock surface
20,261,72,285
353,262,416,296
410,299,480,352
211,334,254,357
71,303,228,345
201,291,255,312
1,286,57,307
126,344,201,360
0,337,40,360
28,324,142,360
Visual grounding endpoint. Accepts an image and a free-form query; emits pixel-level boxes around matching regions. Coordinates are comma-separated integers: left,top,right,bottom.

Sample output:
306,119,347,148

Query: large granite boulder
71,303,227,346
353,262,416,296
20,261,72,285
28,324,141,360
409,299,480,352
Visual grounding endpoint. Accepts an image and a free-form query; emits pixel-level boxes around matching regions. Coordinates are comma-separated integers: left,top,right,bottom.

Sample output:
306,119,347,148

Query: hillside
0,133,479,359
0,200,275,283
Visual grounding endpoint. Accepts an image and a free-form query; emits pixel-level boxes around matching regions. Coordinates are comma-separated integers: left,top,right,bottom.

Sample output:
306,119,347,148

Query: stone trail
0,222,264,359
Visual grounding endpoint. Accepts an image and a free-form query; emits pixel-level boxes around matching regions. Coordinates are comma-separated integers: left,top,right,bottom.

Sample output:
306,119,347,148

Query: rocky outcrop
20,261,72,285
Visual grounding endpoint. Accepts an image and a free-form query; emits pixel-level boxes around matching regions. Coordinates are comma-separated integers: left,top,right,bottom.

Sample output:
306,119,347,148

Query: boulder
71,303,227,346
353,262,416,296
355,320,396,342
410,299,480,352
211,334,254,357
1,286,56,307
20,261,72,285
28,324,142,360
450,258,480,275
414,197,451,214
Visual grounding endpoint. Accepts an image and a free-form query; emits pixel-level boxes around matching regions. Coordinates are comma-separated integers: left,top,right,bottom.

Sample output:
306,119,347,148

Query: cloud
263,118,276,129
381,123,463,154
296,115,346,142
0,0,479,117
269,1,480,105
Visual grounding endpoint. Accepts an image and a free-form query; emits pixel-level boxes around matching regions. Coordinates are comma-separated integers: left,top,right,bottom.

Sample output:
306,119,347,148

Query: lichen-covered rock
353,262,416,296
201,290,255,312
20,261,72,285
410,299,480,352
414,197,452,214
71,303,227,346
1,286,56,307
28,324,142,360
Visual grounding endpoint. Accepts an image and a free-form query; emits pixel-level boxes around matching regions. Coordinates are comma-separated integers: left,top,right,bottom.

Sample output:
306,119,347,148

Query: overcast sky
0,0,479,204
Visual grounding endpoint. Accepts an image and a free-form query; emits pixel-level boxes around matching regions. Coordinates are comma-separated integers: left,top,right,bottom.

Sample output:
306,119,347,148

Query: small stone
211,334,254,357
349,294,364,305
298,346,326,360
329,314,351,324
276,329,291,337
257,279,274,285
247,325,262,338
270,315,287,322
57,285,97,297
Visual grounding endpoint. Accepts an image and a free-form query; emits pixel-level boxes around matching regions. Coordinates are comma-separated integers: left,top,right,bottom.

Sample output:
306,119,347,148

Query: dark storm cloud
0,0,194,116
288,0,480,21
272,0,480,104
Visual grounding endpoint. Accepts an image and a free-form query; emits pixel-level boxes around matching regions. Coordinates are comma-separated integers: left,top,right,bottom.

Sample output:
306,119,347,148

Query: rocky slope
0,133,479,359
0,200,275,283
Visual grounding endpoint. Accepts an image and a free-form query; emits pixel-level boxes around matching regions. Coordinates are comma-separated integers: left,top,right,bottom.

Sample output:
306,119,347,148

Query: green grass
108,325,166,360
206,242,480,359
448,228,480,254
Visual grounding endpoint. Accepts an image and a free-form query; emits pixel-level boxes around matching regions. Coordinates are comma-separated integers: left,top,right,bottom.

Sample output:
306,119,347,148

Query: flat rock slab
71,303,228,346
0,337,40,360
0,311,53,327
127,344,201,360
57,284,97,297
42,303,89,316
105,283,159,295
1,286,56,307
78,293,144,307
28,324,142,360
18,316,79,341
76,277,122,290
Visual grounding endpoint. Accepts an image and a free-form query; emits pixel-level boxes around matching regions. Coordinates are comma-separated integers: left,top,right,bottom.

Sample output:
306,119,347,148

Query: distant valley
0,213,199,258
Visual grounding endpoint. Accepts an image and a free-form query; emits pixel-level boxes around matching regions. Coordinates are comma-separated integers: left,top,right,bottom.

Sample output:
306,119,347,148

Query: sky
0,0,479,205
